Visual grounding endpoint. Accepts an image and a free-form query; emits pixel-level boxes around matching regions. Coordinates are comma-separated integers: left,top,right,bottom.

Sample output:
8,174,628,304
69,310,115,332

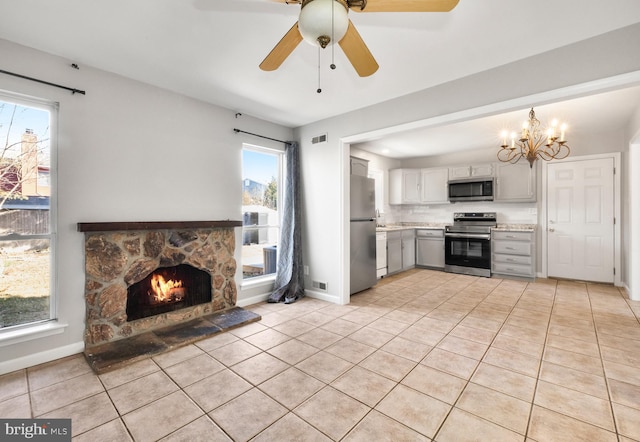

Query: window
0,94,55,330
241,145,282,280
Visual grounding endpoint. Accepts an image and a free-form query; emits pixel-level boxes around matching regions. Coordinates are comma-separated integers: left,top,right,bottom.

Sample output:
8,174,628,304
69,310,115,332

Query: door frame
540,152,622,286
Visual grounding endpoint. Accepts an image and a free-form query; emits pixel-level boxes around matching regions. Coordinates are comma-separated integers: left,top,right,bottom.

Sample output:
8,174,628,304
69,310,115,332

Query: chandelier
497,107,570,168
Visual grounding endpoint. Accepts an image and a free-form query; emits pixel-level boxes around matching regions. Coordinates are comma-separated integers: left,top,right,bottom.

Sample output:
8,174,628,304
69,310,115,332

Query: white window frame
0,89,58,334
241,143,284,282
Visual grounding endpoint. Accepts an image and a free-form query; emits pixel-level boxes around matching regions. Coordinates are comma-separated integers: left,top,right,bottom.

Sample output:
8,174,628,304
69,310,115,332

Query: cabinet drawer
416,229,444,238
493,241,531,256
492,230,534,242
492,261,534,277
493,253,532,265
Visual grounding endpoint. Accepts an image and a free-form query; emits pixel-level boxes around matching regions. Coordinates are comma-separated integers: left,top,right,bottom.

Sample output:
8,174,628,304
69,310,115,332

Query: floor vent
312,280,328,291
311,133,327,144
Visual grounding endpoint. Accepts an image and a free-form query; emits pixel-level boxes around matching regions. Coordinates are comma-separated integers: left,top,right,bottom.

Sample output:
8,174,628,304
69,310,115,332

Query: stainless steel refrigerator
350,175,377,294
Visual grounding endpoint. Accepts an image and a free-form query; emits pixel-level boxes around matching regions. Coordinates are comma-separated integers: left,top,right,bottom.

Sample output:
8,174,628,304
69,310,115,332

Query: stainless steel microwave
448,178,494,202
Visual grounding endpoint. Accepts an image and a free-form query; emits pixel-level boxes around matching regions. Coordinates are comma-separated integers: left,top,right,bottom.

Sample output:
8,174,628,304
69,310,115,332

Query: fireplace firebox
126,264,212,321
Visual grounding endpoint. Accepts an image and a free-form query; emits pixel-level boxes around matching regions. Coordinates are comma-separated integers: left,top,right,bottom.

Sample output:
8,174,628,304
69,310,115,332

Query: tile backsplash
384,202,538,225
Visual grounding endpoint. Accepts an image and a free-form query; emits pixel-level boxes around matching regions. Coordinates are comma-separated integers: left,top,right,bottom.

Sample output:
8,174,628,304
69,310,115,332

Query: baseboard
622,282,639,301
0,341,85,375
304,290,341,304
236,293,270,307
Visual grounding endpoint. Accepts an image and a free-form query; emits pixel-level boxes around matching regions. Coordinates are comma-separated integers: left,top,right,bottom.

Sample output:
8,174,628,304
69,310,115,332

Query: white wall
296,23,640,306
0,39,292,374
626,105,640,300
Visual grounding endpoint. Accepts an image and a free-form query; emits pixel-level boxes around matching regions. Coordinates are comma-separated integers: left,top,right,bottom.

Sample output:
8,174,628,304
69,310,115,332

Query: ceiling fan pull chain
317,47,322,93
330,0,336,70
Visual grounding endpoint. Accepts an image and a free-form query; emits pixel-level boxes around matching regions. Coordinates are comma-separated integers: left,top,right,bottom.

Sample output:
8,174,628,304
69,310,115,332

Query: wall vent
312,280,328,291
311,133,327,144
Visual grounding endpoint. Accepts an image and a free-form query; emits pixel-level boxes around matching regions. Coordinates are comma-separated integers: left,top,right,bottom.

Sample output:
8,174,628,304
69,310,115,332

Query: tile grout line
430,277,532,440
522,277,558,440
586,283,621,438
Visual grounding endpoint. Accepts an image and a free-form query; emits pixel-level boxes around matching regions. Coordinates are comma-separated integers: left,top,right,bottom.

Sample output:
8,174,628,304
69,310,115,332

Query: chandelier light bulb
560,123,567,142
500,130,508,146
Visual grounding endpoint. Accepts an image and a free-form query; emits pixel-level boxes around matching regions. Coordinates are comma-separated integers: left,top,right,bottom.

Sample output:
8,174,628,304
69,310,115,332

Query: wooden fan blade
338,21,379,77
351,0,459,12
259,22,303,71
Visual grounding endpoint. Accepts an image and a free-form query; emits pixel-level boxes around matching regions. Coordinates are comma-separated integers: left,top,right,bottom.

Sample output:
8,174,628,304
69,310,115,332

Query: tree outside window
241,147,282,280
0,97,54,329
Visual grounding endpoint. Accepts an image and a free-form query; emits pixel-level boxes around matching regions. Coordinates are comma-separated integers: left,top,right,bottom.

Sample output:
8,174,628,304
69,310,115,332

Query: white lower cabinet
402,229,416,269
376,232,387,278
387,232,403,274
492,230,536,279
386,229,415,275
416,229,445,269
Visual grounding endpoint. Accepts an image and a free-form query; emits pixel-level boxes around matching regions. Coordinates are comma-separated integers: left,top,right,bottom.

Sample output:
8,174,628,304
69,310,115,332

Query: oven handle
445,233,491,240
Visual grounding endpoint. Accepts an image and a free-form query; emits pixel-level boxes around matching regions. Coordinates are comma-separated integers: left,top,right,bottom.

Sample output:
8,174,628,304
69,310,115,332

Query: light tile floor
2,269,640,441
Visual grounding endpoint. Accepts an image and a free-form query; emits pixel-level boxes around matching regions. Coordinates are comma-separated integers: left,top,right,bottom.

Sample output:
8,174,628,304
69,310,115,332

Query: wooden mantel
77,220,242,232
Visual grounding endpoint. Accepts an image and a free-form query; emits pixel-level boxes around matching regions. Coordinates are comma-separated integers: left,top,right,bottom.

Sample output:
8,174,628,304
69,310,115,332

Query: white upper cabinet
471,163,494,177
389,169,420,204
449,165,471,179
389,168,448,205
448,163,494,179
350,156,369,176
421,168,449,204
389,169,403,205
402,169,422,204
391,162,534,204
495,162,536,202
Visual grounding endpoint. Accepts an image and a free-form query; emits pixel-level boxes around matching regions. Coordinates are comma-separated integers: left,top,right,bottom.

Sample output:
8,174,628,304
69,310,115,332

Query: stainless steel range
444,212,496,277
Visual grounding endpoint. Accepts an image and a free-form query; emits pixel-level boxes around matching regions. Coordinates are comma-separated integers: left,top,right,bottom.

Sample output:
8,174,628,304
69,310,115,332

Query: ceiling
1,0,640,132
353,86,640,158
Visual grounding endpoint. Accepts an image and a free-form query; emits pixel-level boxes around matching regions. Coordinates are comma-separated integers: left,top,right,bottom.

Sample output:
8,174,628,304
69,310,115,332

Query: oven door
444,233,491,276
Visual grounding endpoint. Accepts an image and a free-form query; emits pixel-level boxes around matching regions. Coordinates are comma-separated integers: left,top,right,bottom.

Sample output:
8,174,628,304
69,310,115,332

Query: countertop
377,223,536,232
376,223,447,232
493,224,537,232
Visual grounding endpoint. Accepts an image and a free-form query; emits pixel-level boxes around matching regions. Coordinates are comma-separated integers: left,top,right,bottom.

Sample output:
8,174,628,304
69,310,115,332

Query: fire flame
150,273,184,303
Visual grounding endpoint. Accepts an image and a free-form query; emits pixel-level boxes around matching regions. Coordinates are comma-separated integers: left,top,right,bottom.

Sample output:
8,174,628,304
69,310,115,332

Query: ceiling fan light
298,0,349,48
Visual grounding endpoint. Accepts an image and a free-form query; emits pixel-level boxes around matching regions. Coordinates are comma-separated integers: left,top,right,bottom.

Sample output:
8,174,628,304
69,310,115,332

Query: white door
547,157,615,282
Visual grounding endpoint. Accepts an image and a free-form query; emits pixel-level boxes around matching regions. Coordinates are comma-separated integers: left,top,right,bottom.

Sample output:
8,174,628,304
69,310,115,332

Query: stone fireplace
78,221,242,348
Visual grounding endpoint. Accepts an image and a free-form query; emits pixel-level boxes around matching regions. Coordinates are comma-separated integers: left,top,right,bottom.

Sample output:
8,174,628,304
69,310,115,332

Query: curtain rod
233,128,291,145
0,69,86,95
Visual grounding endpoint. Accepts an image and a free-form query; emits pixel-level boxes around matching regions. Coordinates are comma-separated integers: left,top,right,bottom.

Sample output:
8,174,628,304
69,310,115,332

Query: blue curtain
268,141,304,304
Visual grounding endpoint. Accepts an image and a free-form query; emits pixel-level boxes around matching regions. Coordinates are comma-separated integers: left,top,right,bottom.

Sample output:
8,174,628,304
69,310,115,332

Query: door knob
549,228,555,232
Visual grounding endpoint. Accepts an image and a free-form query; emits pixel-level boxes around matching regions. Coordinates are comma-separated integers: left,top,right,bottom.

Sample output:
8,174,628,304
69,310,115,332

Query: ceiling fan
259,0,460,77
